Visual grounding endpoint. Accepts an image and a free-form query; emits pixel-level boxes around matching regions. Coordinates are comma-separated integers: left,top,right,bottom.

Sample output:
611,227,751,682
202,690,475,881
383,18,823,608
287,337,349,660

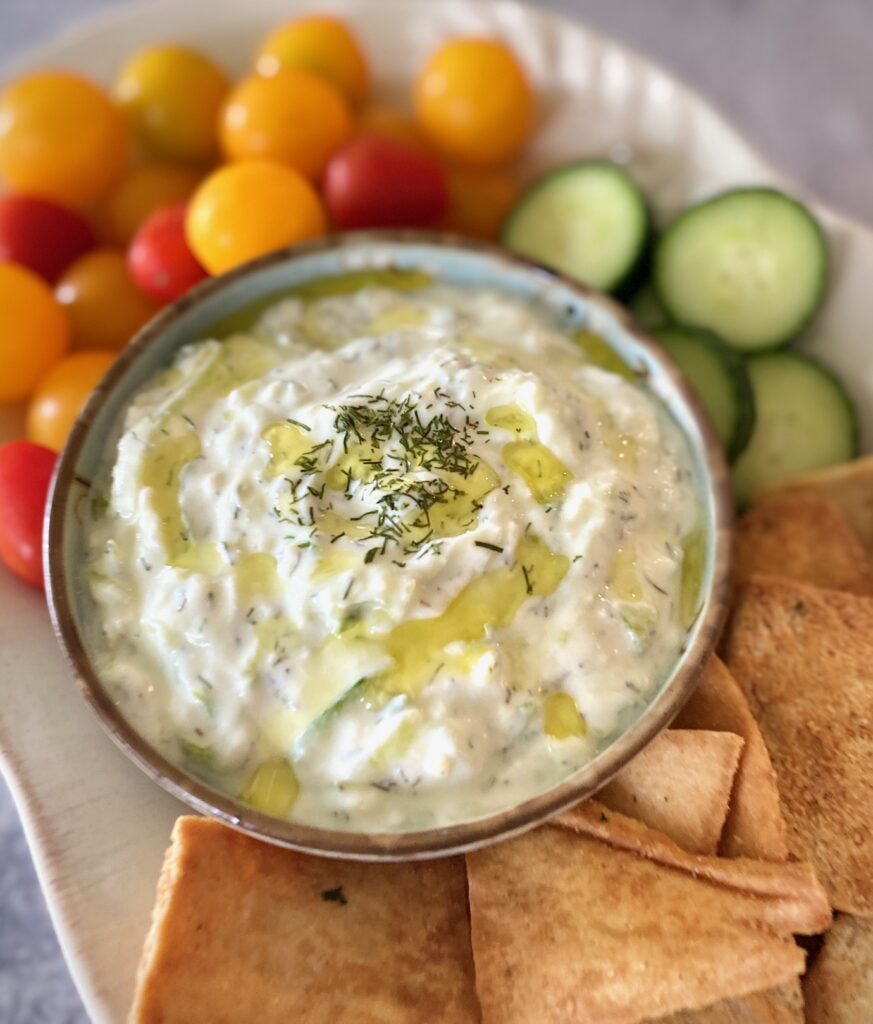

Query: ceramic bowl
45,231,733,860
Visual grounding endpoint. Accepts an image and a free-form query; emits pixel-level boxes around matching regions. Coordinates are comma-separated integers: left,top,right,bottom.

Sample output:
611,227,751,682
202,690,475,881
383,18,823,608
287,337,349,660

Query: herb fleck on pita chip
655,979,803,1022
467,822,812,1024
735,494,873,595
804,914,873,1023
675,657,788,862
723,575,873,916
757,455,873,560
130,817,479,1024
597,729,743,854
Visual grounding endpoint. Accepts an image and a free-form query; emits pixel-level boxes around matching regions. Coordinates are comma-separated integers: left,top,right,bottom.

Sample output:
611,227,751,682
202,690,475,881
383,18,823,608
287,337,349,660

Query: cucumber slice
732,351,857,506
654,188,827,351
653,325,755,461
502,160,650,294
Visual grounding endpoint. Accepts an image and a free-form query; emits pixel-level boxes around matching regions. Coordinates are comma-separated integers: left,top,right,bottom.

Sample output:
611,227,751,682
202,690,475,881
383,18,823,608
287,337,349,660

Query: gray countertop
1,1,871,1021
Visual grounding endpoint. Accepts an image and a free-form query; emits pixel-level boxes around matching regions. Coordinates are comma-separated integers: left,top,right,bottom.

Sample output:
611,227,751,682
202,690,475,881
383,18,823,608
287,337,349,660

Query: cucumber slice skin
501,160,652,297
652,325,756,462
732,350,858,508
653,188,828,352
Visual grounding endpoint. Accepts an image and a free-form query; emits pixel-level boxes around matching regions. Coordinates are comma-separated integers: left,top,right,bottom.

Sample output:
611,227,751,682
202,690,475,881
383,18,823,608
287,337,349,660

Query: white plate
2,2,873,1020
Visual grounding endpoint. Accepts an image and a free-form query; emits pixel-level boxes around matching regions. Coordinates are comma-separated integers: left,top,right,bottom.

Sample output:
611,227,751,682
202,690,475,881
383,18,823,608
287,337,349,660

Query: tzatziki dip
85,271,702,832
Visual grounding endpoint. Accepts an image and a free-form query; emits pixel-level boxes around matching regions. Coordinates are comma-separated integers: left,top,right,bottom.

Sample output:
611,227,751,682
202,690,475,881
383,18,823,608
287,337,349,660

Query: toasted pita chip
804,914,873,1023
467,823,808,1024
130,817,479,1024
757,455,873,559
723,576,873,916
598,729,743,854
675,657,789,861
735,494,873,595
555,802,829,935
655,980,803,1023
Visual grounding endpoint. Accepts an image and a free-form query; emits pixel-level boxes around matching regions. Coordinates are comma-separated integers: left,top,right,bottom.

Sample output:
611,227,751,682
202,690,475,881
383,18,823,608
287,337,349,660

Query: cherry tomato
414,39,535,168
355,105,427,149
324,135,447,230
114,45,229,163
0,440,57,588
255,16,369,106
56,249,162,351
186,161,327,275
27,350,116,454
0,263,70,401
0,72,128,208
0,195,96,283
128,203,207,303
442,166,520,240
220,70,352,181
96,161,203,246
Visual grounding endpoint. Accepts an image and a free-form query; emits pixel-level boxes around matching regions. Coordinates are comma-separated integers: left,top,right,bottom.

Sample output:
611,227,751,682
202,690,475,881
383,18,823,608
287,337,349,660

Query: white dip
85,273,701,832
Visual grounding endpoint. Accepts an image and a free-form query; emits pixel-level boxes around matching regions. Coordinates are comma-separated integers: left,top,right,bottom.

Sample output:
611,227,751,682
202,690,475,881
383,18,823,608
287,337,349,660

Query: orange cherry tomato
414,38,535,168
220,70,352,181
114,45,229,163
355,105,426,149
27,350,116,452
186,161,327,275
56,249,162,351
255,15,369,106
96,161,203,246
442,166,520,240
0,71,128,207
0,263,70,402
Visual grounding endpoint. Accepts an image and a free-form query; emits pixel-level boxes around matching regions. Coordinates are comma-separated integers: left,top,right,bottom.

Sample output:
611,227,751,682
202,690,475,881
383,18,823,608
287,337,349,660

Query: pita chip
654,979,803,1023
555,802,829,935
597,729,743,854
804,914,873,1023
130,817,479,1024
723,576,873,916
735,494,873,595
674,656,789,861
467,822,812,1024
757,454,873,559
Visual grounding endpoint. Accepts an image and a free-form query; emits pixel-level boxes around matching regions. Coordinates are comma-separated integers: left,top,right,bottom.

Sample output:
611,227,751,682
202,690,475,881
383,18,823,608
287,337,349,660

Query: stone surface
0,1,871,1020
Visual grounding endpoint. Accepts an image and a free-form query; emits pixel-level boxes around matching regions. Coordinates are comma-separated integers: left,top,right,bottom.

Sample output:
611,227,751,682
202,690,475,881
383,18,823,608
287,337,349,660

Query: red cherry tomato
0,440,57,589
0,195,96,282
323,135,447,230
128,202,207,303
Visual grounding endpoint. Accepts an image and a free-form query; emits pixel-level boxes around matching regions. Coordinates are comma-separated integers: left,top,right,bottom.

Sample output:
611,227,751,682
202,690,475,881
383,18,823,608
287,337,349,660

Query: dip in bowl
46,233,731,858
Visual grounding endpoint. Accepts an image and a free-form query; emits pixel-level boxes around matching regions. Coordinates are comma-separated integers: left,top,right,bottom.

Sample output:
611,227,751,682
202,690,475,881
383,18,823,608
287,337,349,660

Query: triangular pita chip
130,817,479,1024
757,455,873,558
653,979,803,1022
597,729,743,854
675,657,788,861
735,494,873,595
804,914,873,1023
467,823,809,1024
723,575,873,916
555,802,829,935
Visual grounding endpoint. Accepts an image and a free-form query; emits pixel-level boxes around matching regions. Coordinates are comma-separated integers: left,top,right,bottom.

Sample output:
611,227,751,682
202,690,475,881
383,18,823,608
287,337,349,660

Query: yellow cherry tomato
442,166,520,240
186,161,327,275
356,105,426,149
414,38,535,168
0,263,70,402
255,15,369,106
114,45,229,163
220,70,352,181
0,72,128,207
56,249,162,351
95,160,203,246
27,350,116,452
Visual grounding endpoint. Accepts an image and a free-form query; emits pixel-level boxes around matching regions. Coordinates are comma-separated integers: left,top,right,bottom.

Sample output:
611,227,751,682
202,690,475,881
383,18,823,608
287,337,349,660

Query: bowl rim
45,229,733,861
